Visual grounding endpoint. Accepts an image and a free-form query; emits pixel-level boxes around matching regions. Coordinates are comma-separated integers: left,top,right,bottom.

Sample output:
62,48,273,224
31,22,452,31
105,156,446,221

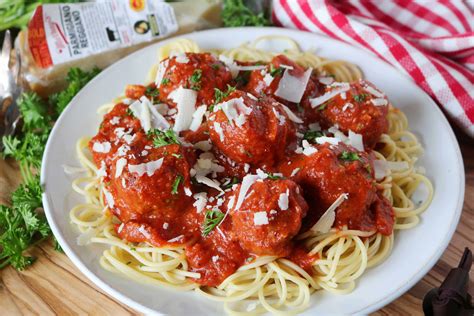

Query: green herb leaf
161,78,170,85
222,177,240,190
269,64,284,77
303,130,324,143
210,63,221,70
354,94,368,103
214,85,237,105
171,175,183,195
201,209,225,237
148,128,180,148
339,151,360,161
266,172,283,180
221,0,271,27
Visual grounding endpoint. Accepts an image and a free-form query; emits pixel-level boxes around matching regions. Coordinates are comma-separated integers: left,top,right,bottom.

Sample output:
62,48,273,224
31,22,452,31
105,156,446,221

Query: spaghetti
69,37,433,315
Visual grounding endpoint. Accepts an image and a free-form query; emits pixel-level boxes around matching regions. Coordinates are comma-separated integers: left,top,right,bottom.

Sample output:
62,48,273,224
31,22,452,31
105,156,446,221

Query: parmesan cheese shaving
103,188,115,208
371,98,388,106
195,175,224,192
253,211,269,226
235,175,259,210
364,85,385,98
169,87,198,132
155,59,169,87
280,104,303,123
373,160,389,180
115,158,127,178
278,190,289,210
311,193,348,233
213,122,225,141
128,158,164,177
92,141,111,153
319,77,334,85
130,99,151,132
310,85,350,108
316,136,340,146
275,67,313,103
193,192,207,213
348,130,364,151
189,104,207,131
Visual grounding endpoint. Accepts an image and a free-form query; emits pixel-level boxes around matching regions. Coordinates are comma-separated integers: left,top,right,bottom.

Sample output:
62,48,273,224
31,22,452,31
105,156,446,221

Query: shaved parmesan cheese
280,64,294,70
189,105,207,131
280,104,303,123
141,96,170,130
219,55,239,78
373,160,389,180
310,85,350,108
92,142,111,153
167,235,184,243
213,122,225,141
290,168,300,177
236,65,266,71
316,136,340,146
122,134,136,145
130,99,151,132
194,140,212,151
371,98,388,106
115,158,127,178
278,190,289,210
244,164,250,173
103,188,115,208
193,192,207,213
273,108,286,125
247,93,258,100
195,175,224,192
341,92,347,100
163,222,169,229
263,73,274,86
319,77,334,85
220,97,252,127
184,187,192,196
97,161,107,178
155,59,169,87
227,195,235,211
235,175,260,210
128,158,164,177
311,193,348,233
256,168,268,179
253,211,269,226
169,87,198,132
275,67,312,103
301,140,318,156
364,85,385,98
342,103,354,111
348,130,364,151
387,161,409,170
117,144,130,156
171,51,189,63
110,116,120,125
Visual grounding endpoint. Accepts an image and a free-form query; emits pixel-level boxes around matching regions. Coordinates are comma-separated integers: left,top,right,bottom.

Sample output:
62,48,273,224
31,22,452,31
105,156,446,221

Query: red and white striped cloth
272,0,474,137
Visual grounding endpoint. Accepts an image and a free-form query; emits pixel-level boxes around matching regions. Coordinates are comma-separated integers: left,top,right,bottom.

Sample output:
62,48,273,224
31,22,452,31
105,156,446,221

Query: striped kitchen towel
272,0,474,137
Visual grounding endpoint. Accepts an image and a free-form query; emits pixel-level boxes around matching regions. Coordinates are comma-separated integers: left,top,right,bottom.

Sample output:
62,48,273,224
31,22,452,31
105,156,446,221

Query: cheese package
16,0,222,97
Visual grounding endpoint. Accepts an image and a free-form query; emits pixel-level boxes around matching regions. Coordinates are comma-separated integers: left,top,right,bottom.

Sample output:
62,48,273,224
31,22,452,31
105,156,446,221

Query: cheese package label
27,0,178,68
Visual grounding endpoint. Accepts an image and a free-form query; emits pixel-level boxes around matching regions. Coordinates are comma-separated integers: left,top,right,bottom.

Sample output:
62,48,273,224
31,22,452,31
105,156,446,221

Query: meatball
208,90,296,168
244,54,320,108
303,80,389,148
228,179,308,256
279,143,394,235
157,52,233,106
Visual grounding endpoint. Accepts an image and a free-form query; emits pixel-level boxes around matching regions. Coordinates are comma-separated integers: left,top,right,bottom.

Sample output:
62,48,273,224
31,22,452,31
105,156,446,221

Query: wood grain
0,131,472,315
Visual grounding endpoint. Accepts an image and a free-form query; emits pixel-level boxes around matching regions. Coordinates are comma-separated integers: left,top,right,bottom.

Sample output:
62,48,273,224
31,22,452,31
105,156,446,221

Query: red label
27,6,53,68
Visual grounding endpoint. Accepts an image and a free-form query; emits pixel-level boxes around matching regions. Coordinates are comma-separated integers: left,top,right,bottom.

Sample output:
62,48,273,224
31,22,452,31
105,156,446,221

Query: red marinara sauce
89,52,394,287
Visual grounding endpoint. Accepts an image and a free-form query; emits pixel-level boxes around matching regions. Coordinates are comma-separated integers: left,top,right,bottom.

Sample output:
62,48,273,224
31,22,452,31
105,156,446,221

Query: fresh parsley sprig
0,67,100,270
201,209,225,237
222,0,272,27
303,130,324,143
171,175,184,195
148,128,180,148
339,151,360,161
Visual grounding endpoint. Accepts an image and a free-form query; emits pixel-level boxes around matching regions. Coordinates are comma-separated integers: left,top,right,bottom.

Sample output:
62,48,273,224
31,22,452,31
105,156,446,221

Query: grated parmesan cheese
115,158,127,178
128,158,164,177
92,142,111,153
275,67,313,103
253,211,269,226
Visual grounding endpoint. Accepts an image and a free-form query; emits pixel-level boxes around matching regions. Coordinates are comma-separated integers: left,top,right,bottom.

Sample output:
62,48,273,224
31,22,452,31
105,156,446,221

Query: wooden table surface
0,128,472,315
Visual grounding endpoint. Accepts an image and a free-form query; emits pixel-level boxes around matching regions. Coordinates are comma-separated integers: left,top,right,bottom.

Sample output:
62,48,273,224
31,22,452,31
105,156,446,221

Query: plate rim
40,26,465,315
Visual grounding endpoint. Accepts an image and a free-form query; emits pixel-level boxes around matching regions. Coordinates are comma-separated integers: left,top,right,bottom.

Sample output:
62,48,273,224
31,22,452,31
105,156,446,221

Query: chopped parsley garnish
145,86,159,101
222,0,272,27
1,67,100,271
211,63,221,70
161,78,170,85
222,177,240,190
202,209,225,237
171,153,182,159
148,128,180,148
266,172,284,180
316,102,328,111
303,130,324,143
354,94,368,103
126,108,135,117
269,64,284,77
171,175,183,195
189,69,202,91
339,151,360,161
214,85,237,105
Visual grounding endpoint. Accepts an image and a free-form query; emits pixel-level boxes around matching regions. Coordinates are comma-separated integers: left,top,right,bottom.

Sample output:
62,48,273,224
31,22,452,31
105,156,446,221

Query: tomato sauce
89,52,393,286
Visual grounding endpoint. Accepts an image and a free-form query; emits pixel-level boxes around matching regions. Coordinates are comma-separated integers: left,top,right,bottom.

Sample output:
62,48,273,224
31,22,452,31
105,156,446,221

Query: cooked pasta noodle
70,37,433,315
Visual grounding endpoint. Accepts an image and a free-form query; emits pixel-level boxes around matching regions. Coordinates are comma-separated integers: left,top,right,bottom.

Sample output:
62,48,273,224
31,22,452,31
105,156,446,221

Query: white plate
41,27,465,315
